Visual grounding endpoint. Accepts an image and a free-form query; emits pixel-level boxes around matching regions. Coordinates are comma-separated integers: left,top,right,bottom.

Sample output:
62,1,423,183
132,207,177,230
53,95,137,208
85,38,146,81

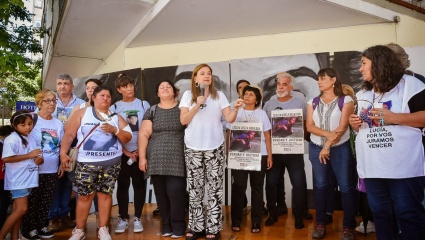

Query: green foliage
0,0,42,108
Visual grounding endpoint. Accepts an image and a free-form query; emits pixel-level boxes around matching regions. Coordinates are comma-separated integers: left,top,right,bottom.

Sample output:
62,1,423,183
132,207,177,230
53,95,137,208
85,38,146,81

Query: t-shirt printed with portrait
57,107,73,123
29,116,63,174
110,99,150,152
76,107,123,163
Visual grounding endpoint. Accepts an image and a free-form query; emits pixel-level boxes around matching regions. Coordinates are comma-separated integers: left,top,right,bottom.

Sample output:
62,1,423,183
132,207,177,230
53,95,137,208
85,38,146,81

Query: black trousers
116,155,146,219
266,154,307,217
22,173,57,235
0,179,10,229
151,175,186,236
231,156,267,226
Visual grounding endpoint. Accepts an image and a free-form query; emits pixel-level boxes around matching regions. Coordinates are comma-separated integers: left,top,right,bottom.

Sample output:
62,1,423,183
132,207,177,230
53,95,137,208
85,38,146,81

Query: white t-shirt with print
2,132,39,190
110,98,149,152
179,90,230,150
30,116,63,174
355,76,425,178
226,108,271,156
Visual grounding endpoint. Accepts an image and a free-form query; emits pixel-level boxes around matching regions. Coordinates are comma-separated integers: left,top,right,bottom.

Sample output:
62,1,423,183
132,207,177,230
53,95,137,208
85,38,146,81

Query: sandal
206,231,220,240
231,225,241,232
186,230,205,240
251,223,261,233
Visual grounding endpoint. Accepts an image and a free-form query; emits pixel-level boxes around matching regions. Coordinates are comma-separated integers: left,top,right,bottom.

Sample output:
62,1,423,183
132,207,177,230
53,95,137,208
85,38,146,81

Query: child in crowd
0,111,44,240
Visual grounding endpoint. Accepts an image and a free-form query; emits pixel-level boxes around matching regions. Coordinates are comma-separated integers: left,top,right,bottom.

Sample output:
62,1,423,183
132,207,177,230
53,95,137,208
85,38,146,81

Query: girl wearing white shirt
0,111,43,240
179,64,243,240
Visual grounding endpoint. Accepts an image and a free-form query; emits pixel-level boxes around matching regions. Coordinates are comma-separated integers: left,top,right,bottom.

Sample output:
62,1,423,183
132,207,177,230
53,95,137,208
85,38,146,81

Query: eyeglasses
41,99,57,104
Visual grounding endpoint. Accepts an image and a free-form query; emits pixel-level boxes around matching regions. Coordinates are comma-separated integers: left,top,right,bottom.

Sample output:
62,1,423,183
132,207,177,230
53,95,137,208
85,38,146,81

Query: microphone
200,84,207,109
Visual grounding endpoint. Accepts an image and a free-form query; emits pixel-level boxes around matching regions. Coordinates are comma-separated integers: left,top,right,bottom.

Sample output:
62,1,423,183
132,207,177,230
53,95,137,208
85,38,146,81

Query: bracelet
323,145,329,150
115,127,120,135
233,108,239,112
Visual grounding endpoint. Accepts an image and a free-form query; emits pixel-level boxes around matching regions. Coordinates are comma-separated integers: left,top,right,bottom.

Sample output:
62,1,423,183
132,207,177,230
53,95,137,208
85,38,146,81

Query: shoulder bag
66,124,99,172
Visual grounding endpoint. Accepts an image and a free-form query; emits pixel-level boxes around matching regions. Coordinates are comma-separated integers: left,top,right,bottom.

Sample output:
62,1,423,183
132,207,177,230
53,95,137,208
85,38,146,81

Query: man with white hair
263,72,310,229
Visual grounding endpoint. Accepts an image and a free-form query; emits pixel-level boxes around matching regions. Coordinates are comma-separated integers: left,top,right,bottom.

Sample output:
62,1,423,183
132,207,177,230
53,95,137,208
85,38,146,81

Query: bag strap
312,96,319,110
76,124,99,149
338,96,345,111
312,96,345,111
149,104,157,121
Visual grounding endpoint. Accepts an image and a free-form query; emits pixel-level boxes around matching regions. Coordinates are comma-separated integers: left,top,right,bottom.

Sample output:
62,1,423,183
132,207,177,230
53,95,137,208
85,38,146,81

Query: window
34,20,41,29
34,0,42,8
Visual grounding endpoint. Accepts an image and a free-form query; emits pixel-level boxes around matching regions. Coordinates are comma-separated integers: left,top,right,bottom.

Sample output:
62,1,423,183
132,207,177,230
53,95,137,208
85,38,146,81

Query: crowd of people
0,43,424,240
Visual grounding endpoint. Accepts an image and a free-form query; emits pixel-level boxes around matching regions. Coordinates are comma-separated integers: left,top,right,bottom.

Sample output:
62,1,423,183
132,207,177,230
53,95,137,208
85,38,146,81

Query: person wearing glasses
18,90,64,239
349,45,425,240
60,86,132,240
306,68,357,240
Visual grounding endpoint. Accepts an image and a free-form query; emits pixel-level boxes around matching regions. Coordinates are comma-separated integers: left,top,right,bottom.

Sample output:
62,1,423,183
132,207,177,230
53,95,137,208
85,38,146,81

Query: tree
0,0,42,106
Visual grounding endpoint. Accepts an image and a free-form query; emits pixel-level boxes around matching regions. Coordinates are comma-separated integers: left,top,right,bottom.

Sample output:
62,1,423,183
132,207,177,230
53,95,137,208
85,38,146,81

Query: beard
276,90,290,98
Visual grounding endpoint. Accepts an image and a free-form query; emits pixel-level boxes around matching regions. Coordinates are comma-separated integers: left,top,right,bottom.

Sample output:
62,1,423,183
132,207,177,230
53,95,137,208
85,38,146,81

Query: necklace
242,109,255,122
60,96,73,107
372,91,385,103
96,109,112,121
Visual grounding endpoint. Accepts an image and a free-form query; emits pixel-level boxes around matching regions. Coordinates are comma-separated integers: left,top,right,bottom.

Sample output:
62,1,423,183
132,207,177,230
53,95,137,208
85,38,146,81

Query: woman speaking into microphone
179,64,243,240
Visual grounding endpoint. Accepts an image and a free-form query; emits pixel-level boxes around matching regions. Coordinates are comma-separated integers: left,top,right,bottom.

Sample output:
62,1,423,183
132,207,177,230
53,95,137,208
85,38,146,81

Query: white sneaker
171,234,184,238
69,228,85,240
355,221,376,233
98,226,111,240
114,217,128,233
133,217,144,233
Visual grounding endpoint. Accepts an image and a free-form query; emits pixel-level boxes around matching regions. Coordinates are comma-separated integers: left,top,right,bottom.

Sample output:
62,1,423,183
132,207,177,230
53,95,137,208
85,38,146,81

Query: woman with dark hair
60,86,132,240
179,64,243,240
227,85,272,234
349,45,425,240
306,68,357,239
110,73,150,234
70,79,102,115
139,80,186,238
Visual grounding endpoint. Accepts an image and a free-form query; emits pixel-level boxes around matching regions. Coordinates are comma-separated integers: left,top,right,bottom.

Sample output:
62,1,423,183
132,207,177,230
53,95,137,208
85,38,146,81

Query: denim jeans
365,177,425,240
49,171,72,219
309,141,357,228
266,154,307,217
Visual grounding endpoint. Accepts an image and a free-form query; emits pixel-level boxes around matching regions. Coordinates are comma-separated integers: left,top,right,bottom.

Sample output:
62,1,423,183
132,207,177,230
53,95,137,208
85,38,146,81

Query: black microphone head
200,84,206,90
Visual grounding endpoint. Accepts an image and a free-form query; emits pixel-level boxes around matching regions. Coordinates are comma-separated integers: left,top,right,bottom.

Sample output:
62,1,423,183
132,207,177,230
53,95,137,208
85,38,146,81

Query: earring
195,82,199,87
333,84,335,88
